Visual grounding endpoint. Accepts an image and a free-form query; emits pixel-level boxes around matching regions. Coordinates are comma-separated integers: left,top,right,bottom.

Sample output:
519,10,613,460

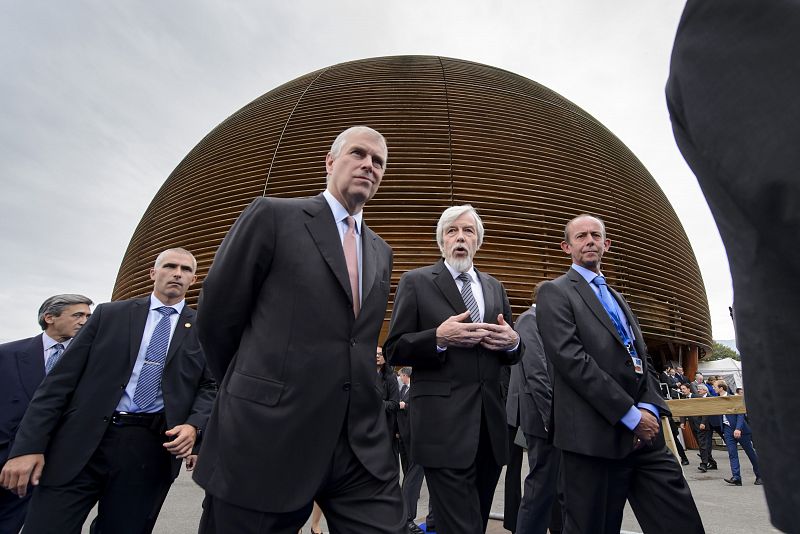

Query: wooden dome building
112,55,712,370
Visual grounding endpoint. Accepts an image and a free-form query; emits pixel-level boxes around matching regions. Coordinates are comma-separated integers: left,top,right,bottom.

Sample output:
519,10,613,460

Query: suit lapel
129,298,150,369
360,223,378,306
166,307,194,365
19,334,45,398
569,269,625,346
433,260,468,317
304,195,355,308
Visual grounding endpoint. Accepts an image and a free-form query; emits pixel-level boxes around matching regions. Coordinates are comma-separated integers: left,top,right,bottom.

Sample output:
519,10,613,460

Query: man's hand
399,401,406,410
733,429,742,439
699,423,706,431
163,424,197,458
0,454,45,497
479,314,520,351
436,311,489,348
633,408,660,449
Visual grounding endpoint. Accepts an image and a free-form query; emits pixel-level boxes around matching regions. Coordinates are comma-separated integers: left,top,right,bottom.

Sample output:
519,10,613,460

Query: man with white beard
385,204,522,534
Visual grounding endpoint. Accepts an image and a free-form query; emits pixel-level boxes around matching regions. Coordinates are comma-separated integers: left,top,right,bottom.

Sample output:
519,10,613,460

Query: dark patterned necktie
457,272,481,323
45,343,65,374
133,306,177,410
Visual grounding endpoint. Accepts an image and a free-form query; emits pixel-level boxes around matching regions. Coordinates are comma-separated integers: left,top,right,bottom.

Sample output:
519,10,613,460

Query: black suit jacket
396,382,411,444
8,298,216,484
536,268,667,459
194,194,395,513
0,335,45,466
384,260,522,469
506,307,552,440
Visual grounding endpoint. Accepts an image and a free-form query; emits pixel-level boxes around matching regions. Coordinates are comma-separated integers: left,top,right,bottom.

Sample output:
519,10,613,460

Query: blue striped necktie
133,306,177,410
45,343,65,374
458,272,481,323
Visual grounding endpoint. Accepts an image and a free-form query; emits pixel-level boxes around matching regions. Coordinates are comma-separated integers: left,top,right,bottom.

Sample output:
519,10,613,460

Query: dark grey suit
195,194,403,533
505,307,559,534
9,298,216,534
537,268,703,534
0,335,45,532
385,259,521,534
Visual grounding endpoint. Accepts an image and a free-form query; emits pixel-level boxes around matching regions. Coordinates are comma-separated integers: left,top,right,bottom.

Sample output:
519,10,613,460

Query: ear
325,152,335,175
560,240,571,255
149,267,157,281
604,238,612,251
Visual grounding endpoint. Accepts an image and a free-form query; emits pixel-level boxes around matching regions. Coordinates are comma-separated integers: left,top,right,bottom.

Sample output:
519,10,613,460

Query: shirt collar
42,331,71,350
444,259,478,284
571,263,603,285
149,293,185,315
323,190,363,234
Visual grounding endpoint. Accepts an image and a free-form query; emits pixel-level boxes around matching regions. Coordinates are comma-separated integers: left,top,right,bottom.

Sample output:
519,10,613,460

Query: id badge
632,356,644,374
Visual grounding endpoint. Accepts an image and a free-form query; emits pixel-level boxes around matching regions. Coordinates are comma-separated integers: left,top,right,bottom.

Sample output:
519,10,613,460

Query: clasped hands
436,311,519,351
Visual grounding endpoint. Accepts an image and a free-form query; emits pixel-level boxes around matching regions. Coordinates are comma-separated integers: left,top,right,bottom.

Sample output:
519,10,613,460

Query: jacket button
103,416,109,422
343,382,351,391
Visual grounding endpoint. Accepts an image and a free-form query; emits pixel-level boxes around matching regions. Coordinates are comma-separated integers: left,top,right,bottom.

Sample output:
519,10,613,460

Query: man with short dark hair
536,214,703,533
386,204,521,534
0,294,92,533
0,248,216,534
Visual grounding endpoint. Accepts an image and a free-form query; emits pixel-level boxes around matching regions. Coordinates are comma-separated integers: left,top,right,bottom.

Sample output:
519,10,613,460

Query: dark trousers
691,421,711,465
0,484,31,534
723,426,760,481
668,418,688,461
22,425,174,534
199,426,405,534
516,434,559,534
560,446,704,534
705,425,725,465
424,416,502,534
503,425,524,532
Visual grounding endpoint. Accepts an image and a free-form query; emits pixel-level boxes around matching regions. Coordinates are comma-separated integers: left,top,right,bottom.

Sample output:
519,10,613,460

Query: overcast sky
0,0,734,343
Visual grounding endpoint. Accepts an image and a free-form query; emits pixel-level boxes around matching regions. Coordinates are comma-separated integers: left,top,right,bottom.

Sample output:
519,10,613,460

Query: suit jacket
536,267,668,459
384,260,522,469
0,335,45,466
9,298,216,484
194,194,395,513
724,412,751,434
506,306,552,440
377,365,400,439
396,382,411,444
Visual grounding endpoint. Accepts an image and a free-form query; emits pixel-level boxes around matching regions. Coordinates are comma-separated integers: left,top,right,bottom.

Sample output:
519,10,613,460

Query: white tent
697,357,744,391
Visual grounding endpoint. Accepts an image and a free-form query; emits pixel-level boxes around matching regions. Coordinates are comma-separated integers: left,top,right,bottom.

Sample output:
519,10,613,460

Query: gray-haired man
0,294,92,533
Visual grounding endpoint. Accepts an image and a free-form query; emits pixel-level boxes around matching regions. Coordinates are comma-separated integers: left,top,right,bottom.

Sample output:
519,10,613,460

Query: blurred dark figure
667,2,800,529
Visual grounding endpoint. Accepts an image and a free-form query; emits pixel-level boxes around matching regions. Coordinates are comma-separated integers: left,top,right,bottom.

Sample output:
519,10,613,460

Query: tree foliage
706,341,741,361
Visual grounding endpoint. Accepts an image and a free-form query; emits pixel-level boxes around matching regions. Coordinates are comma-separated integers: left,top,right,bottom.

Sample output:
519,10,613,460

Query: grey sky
0,0,733,343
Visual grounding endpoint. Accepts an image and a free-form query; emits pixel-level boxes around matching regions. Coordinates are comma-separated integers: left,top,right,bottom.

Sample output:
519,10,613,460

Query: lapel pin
185,322,192,328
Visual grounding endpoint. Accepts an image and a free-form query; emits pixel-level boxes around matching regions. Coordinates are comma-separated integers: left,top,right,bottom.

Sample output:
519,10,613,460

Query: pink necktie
344,216,360,317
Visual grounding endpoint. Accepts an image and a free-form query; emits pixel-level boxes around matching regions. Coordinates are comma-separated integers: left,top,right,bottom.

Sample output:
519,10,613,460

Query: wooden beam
666,395,746,417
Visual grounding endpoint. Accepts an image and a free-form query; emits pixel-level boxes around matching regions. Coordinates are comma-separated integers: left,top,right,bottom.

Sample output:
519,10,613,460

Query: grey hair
564,214,606,243
400,367,412,377
329,126,387,160
436,204,484,255
38,294,93,330
154,248,197,273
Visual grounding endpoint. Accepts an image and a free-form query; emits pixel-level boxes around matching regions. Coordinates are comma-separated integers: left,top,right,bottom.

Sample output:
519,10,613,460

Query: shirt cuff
506,341,520,352
620,406,642,430
436,346,447,353
637,402,659,420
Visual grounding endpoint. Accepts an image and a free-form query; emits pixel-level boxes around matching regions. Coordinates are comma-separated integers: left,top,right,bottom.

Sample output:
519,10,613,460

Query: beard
447,253,473,273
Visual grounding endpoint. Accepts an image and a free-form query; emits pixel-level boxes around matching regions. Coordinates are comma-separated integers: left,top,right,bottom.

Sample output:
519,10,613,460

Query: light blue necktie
458,272,481,323
45,343,65,374
133,306,177,410
591,275,636,356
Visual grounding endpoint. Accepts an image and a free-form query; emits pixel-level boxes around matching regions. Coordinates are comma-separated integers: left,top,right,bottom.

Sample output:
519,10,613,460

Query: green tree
705,341,741,361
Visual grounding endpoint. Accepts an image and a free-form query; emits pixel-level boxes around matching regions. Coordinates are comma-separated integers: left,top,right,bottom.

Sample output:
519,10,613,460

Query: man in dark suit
536,215,703,534
0,294,92,533
667,3,800,527
505,284,560,534
194,126,405,533
688,384,713,473
385,204,522,534
396,367,426,534
0,248,216,534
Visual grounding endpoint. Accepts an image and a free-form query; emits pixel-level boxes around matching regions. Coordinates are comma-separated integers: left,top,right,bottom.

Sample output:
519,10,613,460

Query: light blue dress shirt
116,294,185,413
